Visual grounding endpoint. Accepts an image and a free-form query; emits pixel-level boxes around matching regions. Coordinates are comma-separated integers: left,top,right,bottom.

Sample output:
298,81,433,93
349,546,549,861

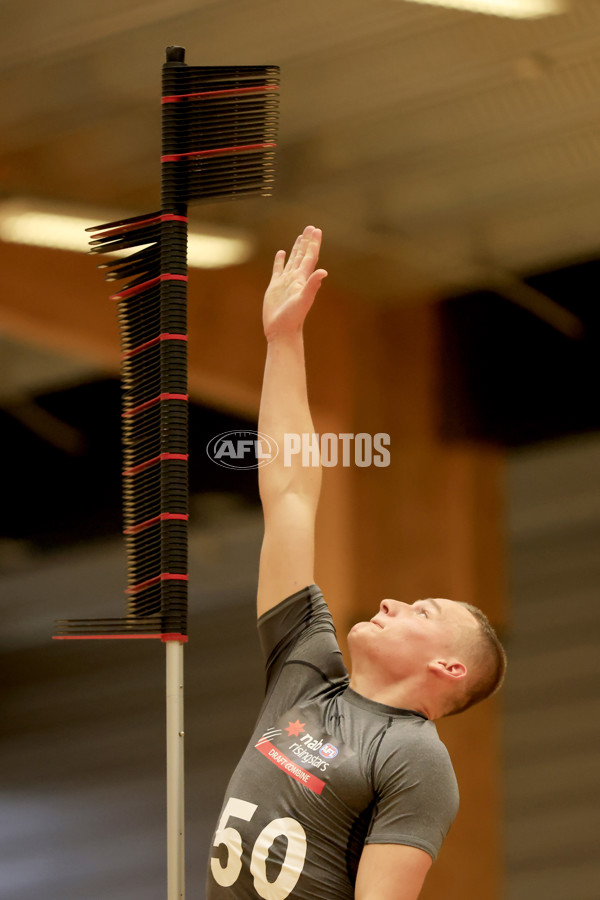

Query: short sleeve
366,728,459,861
257,584,347,694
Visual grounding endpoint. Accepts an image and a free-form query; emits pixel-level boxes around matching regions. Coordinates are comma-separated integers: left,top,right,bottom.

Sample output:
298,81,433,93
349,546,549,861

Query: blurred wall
504,433,600,900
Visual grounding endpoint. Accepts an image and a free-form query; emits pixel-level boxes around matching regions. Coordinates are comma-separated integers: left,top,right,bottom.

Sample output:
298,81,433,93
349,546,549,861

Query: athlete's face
348,597,477,680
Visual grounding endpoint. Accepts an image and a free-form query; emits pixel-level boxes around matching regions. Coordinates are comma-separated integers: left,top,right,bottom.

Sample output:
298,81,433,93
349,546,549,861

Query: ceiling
3,0,600,301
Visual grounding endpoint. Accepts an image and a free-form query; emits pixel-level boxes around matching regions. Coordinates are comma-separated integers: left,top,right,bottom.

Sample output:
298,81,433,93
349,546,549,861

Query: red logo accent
285,720,306,737
255,741,325,795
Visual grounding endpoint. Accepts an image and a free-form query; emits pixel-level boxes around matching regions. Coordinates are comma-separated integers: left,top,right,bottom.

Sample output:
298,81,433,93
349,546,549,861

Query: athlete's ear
427,659,467,682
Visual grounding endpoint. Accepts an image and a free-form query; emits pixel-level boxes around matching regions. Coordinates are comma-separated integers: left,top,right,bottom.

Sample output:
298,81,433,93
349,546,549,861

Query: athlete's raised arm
256,226,327,618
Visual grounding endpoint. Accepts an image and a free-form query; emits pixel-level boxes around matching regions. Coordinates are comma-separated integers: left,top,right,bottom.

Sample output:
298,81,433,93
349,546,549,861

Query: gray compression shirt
206,585,459,900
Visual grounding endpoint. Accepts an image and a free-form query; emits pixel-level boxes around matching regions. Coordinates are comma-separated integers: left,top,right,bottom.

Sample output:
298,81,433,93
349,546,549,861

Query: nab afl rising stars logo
319,742,338,760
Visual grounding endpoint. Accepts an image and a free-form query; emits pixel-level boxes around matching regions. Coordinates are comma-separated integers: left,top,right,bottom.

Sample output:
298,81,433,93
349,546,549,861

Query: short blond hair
444,603,507,717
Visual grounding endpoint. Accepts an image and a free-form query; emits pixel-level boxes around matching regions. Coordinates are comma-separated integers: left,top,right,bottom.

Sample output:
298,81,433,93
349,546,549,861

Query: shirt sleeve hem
257,584,321,625
363,835,439,862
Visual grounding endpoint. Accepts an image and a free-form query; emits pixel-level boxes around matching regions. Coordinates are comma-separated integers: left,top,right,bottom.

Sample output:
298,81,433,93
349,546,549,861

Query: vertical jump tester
54,46,280,899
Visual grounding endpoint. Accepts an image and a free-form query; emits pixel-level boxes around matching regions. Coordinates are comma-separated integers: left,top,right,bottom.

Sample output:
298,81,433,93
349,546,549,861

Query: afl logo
206,430,279,470
319,742,338,760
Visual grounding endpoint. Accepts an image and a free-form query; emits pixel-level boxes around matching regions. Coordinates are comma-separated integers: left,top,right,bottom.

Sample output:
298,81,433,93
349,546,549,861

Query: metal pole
166,640,185,899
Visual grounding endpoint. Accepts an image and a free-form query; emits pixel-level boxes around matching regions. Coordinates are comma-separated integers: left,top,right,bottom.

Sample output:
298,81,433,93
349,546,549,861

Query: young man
206,226,506,900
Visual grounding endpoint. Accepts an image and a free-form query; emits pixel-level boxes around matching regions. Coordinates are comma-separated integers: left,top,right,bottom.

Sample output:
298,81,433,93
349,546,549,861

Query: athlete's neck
348,672,435,719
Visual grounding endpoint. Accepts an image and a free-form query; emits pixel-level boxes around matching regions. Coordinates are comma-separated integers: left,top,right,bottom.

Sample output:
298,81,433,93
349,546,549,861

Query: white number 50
210,796,308,900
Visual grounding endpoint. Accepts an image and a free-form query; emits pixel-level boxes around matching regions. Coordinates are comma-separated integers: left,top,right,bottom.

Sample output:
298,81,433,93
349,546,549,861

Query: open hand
263,226,327,342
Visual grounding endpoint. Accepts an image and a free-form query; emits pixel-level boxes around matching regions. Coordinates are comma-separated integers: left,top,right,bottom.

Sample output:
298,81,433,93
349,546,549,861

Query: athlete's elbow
259,471,321,516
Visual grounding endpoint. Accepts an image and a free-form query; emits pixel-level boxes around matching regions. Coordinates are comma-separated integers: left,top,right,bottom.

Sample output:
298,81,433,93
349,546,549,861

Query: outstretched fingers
271,226,322,285
303,267,328,305
271,249,286,278
288,225,315,271
298,228,322,279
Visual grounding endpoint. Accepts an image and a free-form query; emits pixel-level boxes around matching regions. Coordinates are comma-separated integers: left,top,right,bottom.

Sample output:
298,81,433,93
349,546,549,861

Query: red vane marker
110,273,188,301
122,393,188,418
162,142,277,163
162,84,279,103
122,333,188,359
122,453,188,477
123,513,189,536
53,633,189,642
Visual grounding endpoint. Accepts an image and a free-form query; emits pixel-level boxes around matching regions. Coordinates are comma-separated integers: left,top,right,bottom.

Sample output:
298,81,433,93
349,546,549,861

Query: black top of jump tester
54,45,280,641
166,46,186,64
